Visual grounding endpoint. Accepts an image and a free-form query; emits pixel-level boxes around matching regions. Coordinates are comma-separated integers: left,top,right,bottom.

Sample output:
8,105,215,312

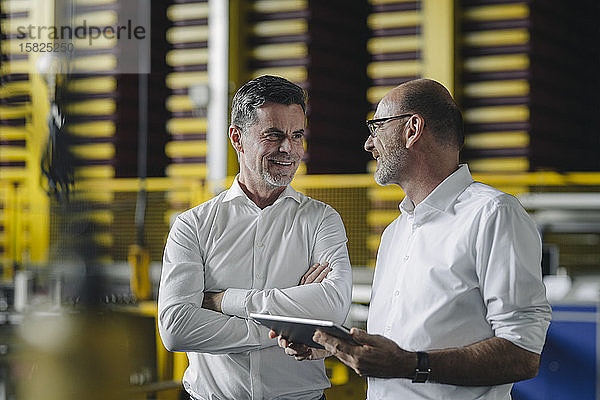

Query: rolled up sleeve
476,201,552,354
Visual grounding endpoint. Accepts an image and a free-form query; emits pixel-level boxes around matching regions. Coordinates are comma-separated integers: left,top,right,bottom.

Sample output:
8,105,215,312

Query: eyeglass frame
366,113,414,137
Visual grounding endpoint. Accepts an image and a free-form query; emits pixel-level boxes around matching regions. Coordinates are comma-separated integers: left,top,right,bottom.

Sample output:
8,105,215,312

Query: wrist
396,348,419,379
412,351,431,383
221,288,250,317
202,291,224,312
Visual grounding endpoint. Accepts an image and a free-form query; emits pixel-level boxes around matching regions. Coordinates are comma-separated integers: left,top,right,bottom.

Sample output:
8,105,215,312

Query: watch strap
412,351,430,383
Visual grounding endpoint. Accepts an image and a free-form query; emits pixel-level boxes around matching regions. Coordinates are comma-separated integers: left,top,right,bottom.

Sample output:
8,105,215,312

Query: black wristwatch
412,351,431,383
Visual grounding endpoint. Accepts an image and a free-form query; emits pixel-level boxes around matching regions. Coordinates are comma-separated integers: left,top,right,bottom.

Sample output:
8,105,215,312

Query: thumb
350,328,371,345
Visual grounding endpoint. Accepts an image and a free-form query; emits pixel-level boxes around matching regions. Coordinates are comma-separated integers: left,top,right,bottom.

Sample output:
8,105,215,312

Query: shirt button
403,255,409,261
394,290,400,296
255,273,262,279
256,242,264,247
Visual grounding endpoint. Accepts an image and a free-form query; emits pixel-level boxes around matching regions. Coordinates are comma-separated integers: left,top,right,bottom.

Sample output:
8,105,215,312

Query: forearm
317,331,541,386
427,337,540,386
158,302,276,354
241,280,350,321
223,239,352,321
222,269,351,324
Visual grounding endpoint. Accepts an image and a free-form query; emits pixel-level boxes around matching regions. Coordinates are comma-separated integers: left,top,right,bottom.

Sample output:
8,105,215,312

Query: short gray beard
261,170,292,187
374,147,407,186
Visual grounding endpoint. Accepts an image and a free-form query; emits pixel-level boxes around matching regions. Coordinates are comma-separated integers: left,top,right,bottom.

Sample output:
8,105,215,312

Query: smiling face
234,102,305,192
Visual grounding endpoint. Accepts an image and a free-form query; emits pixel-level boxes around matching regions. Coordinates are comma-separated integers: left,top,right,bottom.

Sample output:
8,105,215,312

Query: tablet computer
249,313,357,349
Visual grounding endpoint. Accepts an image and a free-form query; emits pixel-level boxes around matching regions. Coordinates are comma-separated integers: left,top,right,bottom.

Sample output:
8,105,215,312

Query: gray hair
231,75,307,132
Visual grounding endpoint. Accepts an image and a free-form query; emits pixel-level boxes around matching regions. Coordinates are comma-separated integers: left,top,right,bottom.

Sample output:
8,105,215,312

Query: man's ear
229,125,243,153
405,114,425,149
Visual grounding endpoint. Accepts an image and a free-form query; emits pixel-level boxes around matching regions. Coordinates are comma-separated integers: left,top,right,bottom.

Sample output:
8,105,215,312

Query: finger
313,266,331,283
277,336,289,348
291,348,312,360
313,330,333,348
289,343,309,352
313,330,344,353
304,262,329,284
314,331,356,365
303,263,323,283
300,263,319,285
350,328,370,345
294,351,312,361
269,330,278,339
285,346,300,356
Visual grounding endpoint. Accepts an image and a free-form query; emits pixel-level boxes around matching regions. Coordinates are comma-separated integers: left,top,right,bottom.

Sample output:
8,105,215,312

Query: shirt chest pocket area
203,232,313,290
404,240,478,304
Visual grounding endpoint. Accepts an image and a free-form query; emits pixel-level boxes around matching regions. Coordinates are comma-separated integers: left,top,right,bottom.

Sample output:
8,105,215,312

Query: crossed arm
202,262,332,313
158,210,352,355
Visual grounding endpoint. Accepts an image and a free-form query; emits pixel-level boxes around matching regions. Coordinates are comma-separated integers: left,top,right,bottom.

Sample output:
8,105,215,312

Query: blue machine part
513,304,598,400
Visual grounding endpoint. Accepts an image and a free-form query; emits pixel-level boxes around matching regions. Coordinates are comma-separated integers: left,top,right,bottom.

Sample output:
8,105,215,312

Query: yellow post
227,0,245,177
25,0,53,264
421,0,456,95
128,244,152,301
2,184,16,280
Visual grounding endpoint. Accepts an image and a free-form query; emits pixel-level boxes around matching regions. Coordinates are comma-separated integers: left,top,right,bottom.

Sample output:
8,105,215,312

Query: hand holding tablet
250,313,359,349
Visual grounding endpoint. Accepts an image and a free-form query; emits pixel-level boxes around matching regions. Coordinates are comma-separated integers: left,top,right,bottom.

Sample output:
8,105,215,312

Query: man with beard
158,75,352,400
277,79,551,399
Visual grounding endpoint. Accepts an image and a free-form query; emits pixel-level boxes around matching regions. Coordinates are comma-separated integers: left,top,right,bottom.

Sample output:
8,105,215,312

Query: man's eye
266,133,282,140
292,133,304,140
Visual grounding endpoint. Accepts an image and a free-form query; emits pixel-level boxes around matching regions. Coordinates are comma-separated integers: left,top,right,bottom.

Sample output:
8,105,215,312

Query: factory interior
1,0,599,399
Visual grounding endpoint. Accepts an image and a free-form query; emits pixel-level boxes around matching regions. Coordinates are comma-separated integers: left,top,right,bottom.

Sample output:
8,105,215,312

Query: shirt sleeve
475,199,552,354
221,206,353,324
157,214,275,354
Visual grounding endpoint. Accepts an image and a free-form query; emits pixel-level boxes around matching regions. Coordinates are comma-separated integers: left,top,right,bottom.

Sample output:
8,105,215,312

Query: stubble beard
257,158,299,188
374,147,407,186
261,169,294,187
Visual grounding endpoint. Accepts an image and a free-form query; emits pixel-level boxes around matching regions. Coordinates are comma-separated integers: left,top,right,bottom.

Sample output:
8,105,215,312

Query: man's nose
364,135,374,152
279,137,291,153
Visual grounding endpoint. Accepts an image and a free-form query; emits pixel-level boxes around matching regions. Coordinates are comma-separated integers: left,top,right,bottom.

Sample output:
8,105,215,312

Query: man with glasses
279,79,551,399
158,75,352,400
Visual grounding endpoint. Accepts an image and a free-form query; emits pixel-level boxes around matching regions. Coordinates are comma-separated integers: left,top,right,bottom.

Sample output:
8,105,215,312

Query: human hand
269,330,330,360
313,328,414,378
299,262,331,285
202,291,225,313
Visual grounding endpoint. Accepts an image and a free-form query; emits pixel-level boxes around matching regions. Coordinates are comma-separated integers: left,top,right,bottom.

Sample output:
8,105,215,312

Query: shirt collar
222,175,303,204
400,164,474,214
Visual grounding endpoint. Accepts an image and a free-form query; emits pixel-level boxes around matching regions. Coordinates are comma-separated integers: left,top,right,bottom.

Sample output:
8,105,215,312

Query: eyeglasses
366,113,413,137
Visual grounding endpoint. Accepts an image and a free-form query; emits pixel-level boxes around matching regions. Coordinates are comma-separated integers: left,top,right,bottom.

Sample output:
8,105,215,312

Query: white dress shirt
367,164,551,400
158,177,352,400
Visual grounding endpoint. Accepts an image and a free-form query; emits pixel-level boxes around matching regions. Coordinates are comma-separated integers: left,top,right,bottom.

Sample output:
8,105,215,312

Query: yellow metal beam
421,0,455,94
250,67,307,83
228,0,245,176
167,3,209,21
23,0,52,264
251,19,307,37
367,60,421,79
